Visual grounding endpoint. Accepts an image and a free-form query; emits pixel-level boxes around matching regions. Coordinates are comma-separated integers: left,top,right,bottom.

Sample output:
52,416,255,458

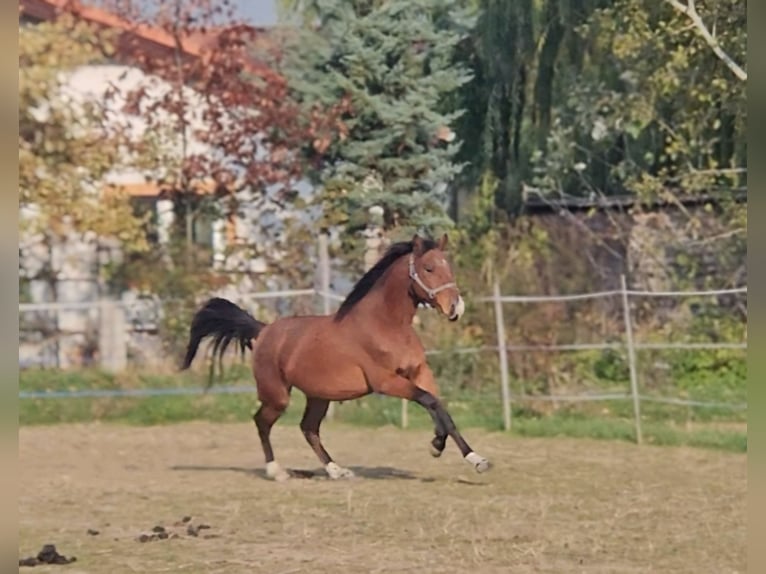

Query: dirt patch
19,422,746,573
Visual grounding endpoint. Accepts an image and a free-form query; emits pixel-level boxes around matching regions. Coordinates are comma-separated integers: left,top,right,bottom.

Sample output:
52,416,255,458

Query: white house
19,0,315,367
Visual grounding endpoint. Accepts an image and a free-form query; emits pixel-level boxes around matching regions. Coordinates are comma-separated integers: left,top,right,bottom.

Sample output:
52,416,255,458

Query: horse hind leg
300,397,355,480
253,380,292,482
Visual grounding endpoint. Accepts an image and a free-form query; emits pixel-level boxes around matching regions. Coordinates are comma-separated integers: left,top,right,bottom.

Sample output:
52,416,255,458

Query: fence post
318,233,332,315
317,233,336,420
99,299,127,372
493,281,512,431
620,274,643,445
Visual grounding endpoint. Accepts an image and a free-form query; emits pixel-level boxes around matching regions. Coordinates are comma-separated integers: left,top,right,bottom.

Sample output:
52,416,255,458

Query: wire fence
497,277,745,442
19,277,747,443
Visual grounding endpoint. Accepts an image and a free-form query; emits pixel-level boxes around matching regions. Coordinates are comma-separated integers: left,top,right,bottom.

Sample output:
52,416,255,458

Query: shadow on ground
170,464,437,482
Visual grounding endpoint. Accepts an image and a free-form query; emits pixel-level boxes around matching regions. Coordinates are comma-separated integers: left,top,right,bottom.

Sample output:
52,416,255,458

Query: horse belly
284,337,370,401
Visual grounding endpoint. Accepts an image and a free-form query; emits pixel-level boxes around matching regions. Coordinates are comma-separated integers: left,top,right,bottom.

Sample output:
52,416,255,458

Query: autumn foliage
66,0,348,206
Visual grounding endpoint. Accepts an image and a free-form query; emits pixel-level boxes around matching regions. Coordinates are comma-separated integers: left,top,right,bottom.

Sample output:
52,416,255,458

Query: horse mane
334,238,437,322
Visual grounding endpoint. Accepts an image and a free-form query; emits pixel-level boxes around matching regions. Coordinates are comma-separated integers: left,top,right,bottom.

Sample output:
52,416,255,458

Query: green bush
592,348,630,382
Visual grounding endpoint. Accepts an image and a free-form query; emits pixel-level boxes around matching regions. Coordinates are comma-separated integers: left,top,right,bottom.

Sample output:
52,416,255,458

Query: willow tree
450,0,608,215
528,0,747,200
453,0,744,210
456,0,746,290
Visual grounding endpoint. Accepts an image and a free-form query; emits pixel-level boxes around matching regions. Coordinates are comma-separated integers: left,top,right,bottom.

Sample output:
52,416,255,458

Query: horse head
409,234,465,322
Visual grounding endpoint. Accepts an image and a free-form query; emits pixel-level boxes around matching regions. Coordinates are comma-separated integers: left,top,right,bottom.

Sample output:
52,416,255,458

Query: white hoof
429,443,443,458
266,461,290,482
326,461,355,480
465,451,491,473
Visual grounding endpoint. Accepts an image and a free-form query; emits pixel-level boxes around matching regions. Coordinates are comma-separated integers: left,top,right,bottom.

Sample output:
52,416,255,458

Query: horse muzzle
448,296,465,322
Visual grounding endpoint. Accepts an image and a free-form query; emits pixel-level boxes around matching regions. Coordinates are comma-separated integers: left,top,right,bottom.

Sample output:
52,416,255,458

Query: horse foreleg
420,402,448,457
376,372,491,474
429,428,448,457
412,387,491,473
412,365,490,472
300,397,355,479
402,365,448,457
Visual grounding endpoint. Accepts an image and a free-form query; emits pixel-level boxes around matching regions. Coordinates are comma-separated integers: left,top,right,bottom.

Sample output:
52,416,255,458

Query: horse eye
424,266,434,273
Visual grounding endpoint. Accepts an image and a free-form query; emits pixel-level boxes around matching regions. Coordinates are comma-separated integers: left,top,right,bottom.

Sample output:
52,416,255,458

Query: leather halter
408,254,457,300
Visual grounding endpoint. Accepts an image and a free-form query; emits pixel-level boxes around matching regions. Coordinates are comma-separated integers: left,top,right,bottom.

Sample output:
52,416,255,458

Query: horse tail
181,297,267,386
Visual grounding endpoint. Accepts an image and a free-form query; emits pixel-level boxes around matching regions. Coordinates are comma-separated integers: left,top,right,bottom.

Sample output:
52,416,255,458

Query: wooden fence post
99,299,127,372
493,281,512,431
317,234,337,420
620,274,643,445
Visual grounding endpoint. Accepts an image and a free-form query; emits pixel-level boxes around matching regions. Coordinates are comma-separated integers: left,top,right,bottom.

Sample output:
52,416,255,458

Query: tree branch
665,0,747,81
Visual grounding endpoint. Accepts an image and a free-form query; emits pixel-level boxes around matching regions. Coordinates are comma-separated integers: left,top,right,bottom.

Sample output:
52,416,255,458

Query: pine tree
282,0,476,236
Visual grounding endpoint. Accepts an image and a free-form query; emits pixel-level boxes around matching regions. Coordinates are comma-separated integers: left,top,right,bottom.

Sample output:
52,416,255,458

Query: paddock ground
19,422,746,573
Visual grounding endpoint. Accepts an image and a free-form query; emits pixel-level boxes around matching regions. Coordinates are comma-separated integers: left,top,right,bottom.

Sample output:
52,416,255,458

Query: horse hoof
266,461,290,482
465,451,491,474
326,462,355,480
429,444,443,458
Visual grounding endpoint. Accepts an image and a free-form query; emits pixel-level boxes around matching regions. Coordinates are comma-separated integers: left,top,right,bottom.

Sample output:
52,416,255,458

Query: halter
408,254,457,300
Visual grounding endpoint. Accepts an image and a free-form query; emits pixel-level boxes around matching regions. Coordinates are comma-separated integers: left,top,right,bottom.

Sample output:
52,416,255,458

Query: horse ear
438,233,448,250
412,234,424,256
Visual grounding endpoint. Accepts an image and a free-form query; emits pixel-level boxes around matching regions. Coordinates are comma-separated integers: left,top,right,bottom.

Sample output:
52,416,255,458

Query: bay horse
181,234,491,481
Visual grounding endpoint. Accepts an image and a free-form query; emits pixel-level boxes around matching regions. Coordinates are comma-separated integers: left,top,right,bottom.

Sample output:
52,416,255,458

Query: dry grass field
19,422,746,573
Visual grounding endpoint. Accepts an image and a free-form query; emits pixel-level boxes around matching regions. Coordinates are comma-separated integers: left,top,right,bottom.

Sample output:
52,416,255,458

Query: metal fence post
493,281,512,431
620,274,643,445
317,233,337,420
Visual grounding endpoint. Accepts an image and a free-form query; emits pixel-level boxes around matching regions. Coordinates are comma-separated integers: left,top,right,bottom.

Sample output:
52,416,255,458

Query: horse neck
354,256,417,328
